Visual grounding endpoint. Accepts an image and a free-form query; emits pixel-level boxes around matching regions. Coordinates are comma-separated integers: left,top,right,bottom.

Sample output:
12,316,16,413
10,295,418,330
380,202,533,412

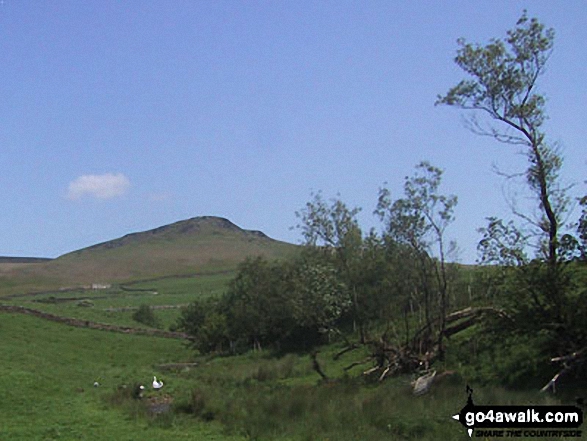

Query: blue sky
1,1,585,263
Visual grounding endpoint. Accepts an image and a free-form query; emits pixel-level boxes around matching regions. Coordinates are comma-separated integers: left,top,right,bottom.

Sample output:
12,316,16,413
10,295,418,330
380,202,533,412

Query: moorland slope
0,216,297,295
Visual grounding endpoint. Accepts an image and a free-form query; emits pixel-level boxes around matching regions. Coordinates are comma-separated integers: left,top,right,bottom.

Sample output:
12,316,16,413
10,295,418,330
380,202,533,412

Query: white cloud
67,173,131,200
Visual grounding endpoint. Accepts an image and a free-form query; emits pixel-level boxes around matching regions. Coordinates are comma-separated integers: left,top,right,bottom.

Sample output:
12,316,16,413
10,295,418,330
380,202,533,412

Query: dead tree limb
541,348,586,393
310,351,329,381
344,357,372,371
333,343,360,360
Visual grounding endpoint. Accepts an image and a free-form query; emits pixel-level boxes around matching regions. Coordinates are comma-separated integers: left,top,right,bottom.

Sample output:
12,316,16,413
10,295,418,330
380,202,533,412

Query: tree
295,192,367,340
223,256,294,351
437,11,576,333
436,12,565,267
438,13,587,385
376,161,457,358
288,255,351,335
175,298,229,354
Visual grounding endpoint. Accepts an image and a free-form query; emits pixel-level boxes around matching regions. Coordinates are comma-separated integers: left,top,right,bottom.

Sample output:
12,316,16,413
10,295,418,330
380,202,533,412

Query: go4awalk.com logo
452,386,584,438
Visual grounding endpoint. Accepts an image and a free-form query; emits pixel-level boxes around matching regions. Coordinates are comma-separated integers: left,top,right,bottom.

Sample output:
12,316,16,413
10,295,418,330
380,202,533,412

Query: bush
132,305,160,328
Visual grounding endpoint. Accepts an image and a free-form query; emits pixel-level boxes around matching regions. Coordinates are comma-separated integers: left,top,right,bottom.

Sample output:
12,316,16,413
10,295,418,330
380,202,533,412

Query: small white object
152,376,164,389
139,385,145,390
93,381,99,387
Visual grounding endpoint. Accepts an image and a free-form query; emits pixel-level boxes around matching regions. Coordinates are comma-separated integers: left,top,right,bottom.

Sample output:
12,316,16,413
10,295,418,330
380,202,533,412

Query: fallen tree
350,306,509,384
319,306,510,394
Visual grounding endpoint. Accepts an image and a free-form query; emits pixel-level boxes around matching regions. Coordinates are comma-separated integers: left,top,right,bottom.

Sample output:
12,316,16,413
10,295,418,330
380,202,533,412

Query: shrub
132,305,160,328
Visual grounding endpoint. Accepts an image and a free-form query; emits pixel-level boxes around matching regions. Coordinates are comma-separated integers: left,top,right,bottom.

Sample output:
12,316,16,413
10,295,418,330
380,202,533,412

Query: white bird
152,376,164,389
93,381,100,387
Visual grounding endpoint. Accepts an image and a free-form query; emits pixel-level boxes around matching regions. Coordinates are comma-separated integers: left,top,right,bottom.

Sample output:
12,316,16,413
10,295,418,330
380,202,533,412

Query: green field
0,313,245,441
0,272,234,330
1,271,582,440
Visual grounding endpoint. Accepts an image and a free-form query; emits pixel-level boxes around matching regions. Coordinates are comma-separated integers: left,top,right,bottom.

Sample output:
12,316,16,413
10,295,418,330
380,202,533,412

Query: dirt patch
146,394,174,414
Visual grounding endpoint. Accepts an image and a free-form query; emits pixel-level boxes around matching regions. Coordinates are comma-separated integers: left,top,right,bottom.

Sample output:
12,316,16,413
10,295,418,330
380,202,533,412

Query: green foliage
178,378,467,440
288,255,351,331
437,12,572,268
176,164,462,356
437,12,553,140
176,298,230,353
578,195,587,260
477,217,529,266
295,191,362,250
376,162,457,249
295,193,367,338
448,325,555,389
178,254,353,354
132,304,160,328
173,353,570,441
223,256,298,351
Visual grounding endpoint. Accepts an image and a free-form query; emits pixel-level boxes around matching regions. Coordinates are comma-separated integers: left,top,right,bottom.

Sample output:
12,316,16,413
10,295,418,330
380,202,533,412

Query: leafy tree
352,231,400,334
295,192,367,340
376,161,457,358
175,298,229,354
477,217,529,267
223,256,295,351
288,255,350,334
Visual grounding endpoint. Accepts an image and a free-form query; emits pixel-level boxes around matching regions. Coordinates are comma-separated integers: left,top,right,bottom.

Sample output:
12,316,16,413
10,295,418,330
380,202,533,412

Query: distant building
91,283,111,290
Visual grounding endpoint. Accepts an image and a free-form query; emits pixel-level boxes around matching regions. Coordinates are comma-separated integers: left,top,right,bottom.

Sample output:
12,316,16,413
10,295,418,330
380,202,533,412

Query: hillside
0,257,53,264
0,216,298,295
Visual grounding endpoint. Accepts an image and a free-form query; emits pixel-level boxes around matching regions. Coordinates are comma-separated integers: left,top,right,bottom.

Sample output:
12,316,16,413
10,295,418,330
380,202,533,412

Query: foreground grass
169,347,582,441
3,257,585,440
0,313,242,441
1,308,583,440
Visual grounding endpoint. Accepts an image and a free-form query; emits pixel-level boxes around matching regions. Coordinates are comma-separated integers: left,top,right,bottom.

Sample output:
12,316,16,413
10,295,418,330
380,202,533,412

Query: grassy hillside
1,312,574,441
1,272,234,330
0,216,297,296
0,313,244,441
0,257,52,264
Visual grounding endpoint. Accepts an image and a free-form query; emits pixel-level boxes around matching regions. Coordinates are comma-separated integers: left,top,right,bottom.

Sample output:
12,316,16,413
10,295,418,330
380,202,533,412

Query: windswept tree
436,12,567,267
438,12,586,383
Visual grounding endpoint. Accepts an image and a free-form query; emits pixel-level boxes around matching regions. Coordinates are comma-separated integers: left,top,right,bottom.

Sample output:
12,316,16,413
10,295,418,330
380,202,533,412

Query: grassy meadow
1,270,584,440
0,312,242,441
0,272,234,330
